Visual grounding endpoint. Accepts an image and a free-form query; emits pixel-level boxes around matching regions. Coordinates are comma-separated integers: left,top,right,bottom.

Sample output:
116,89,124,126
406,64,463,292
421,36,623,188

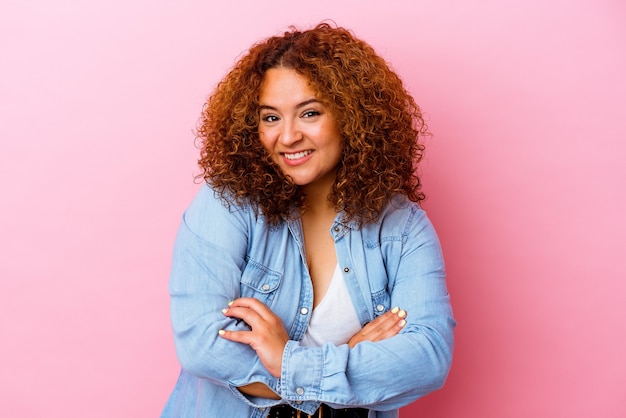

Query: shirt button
343,267,350,273
376,304,385,312
261,284,270,291
295,401,303,405
259,407,266,411
300,307,309,315
296,387,305,395
333,226,341,232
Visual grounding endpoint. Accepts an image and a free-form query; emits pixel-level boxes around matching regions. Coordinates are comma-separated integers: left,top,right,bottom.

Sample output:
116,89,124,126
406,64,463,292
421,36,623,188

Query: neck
300,189,337,228
300,172,337,215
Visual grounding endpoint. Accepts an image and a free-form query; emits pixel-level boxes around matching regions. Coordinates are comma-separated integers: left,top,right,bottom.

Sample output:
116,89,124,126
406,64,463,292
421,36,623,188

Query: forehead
259,68,318,103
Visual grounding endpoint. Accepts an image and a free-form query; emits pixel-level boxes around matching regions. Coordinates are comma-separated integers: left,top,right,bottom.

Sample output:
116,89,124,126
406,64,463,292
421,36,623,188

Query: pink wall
1,1,624,417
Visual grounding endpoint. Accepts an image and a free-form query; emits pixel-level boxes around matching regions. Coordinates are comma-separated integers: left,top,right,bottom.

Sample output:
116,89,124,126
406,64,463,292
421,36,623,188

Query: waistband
267,403,369,418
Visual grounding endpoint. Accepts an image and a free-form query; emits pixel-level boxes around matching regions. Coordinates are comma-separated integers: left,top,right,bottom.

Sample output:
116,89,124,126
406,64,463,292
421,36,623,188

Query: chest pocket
240,259,283,305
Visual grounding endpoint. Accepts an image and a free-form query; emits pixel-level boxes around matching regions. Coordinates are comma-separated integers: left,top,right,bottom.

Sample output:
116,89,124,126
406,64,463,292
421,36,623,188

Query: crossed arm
219,297,408,399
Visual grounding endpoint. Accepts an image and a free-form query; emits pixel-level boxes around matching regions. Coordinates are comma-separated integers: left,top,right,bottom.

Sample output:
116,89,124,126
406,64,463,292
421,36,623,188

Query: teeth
284,150,312,160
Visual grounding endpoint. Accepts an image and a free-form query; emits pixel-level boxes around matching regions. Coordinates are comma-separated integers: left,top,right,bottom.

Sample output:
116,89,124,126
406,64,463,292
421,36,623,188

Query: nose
279,119,302,146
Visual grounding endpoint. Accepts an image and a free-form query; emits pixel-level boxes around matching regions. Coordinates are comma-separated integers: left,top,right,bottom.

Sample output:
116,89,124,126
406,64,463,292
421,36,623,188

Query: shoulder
187,183,250,215
360,195,437,243
379,195,426,230
182,183,256,240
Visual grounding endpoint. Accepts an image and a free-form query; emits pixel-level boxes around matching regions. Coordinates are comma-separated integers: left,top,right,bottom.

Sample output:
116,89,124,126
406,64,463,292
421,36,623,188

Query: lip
281,150,314,166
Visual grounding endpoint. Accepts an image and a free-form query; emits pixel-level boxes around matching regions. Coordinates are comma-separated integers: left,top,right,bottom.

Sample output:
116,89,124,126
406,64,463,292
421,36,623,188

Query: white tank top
300,264,362,347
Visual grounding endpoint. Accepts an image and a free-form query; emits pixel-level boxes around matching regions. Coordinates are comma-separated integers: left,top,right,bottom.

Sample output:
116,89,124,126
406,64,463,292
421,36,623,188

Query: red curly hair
197,23,428,225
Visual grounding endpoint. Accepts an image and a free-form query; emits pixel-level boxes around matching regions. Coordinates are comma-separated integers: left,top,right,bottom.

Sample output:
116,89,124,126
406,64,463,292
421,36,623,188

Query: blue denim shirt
161,184,455,418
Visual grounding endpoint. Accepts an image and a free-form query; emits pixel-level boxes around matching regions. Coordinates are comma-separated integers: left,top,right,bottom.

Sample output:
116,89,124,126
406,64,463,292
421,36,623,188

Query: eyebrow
258,98,321,112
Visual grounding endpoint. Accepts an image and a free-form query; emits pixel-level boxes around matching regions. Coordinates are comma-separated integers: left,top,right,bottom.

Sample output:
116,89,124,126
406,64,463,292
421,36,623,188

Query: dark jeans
267,403,369,418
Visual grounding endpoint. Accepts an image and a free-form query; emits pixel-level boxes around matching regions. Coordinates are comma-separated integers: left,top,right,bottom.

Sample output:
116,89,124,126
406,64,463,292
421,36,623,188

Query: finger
349,319,406,347
223,305,267,330
358,315,392,337
360,307,407,337
369,318,407,341
221,306,252,330
218,317,288,378
222,299,286,336
226,298,275,321
227,297,267,311
218,328,253,344
349,308,407,347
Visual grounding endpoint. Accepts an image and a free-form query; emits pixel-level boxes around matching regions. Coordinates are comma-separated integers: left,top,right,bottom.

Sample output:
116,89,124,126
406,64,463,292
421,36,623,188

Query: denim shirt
161,184,455,418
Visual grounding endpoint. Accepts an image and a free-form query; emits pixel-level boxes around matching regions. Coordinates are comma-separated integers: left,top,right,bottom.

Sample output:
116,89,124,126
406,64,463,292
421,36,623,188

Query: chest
240,217,400,339
301,213,337,308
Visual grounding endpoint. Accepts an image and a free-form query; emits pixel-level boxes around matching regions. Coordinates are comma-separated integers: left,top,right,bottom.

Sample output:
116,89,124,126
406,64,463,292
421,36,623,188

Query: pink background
1,0,625,417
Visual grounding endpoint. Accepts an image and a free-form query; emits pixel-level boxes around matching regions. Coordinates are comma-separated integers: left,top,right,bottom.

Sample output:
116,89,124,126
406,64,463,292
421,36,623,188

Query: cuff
228,379,282,409
279,340,322,414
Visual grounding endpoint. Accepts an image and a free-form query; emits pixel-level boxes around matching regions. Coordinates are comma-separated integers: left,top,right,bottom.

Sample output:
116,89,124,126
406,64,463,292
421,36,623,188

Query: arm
348,306,408,348
220,207,454,410
168,186,280,406
221,299,409,399
277,208,454,410
238,383,281,399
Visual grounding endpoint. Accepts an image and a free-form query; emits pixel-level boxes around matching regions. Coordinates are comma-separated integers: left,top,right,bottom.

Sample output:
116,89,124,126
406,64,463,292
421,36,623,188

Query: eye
301,110,321,118
261,114,280,123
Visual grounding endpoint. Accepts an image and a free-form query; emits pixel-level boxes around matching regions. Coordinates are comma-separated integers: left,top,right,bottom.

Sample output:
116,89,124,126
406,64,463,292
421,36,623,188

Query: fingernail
399,319,407,327
227,301,234,306
398,310,407,318
391,306,399,314
218,329,226,335
221,308,228,314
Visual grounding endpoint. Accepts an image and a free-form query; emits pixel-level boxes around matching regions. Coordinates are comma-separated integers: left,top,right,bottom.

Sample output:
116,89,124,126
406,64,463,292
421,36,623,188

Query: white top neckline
300,264,362,347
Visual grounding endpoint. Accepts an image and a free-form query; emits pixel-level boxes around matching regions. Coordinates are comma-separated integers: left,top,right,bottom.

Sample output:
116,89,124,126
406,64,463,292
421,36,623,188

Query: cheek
258,130,273,151
332,144,343,163
326,129,343,158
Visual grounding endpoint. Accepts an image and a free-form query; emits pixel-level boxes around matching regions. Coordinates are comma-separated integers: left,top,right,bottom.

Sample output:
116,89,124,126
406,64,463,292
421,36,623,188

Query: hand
218,297,289,378
348,306,407,348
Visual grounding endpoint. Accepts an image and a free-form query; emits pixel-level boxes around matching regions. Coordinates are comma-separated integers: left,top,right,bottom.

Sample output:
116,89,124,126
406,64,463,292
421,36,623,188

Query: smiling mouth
283,150,313,160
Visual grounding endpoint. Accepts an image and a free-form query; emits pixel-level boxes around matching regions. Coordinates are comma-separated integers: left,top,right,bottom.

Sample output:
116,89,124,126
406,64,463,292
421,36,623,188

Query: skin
218,67,408,399
258,67,344,308
221,299,408,377
257,67,343,198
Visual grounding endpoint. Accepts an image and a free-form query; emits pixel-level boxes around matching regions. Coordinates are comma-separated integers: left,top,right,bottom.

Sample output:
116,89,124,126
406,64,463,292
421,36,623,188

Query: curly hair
197,22,428,226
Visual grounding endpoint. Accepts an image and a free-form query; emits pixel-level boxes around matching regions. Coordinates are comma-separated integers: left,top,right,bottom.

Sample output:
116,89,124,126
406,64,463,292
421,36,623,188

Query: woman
161,23,455,418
